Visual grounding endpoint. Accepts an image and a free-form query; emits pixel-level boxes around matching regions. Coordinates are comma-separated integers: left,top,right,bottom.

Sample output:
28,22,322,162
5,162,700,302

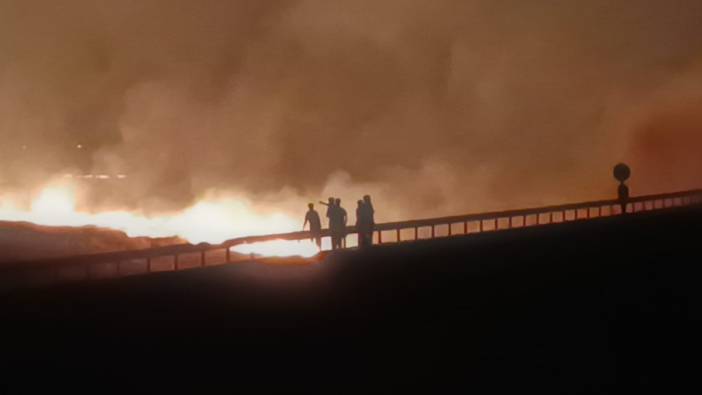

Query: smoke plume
2,0,702,224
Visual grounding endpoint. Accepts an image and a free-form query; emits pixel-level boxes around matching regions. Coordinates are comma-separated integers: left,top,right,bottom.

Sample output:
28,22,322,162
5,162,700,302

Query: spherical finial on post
613,163,631,183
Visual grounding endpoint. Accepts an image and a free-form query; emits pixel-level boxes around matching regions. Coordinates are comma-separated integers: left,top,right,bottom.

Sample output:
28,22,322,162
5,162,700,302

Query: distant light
21,145,27,150
96,174,110,180
116,174,128,179
76,144,83,149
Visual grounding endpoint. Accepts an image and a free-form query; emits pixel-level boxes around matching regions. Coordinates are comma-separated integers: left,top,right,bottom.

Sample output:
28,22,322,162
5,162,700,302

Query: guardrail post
464,221,468,233
226,247,231,263
414,227,418,240
448,224,452,237
479,220,483,232
396,228,401,242
378,231,383,244
146,257,152,273
431,225,435,238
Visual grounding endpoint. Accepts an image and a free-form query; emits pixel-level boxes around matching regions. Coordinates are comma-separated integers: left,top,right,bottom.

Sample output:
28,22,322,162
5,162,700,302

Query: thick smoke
1,0,702,223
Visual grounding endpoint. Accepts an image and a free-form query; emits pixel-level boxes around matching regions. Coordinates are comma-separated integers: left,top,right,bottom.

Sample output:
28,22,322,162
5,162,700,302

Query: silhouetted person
356,200,365,247
338,198,348,248
356,195,375,248
319,197,336,248
613,163,631,215
356,200,371,248
618,182,630,214
320,197,335,227
303,203,322,249
363,194,374,227
330,198,347,250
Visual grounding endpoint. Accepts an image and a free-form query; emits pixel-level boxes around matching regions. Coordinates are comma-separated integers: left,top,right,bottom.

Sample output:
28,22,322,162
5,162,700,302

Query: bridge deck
1,189,700,292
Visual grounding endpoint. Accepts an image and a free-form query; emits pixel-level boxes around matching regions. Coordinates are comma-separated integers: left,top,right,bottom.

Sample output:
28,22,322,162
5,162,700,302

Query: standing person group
303,195,375,250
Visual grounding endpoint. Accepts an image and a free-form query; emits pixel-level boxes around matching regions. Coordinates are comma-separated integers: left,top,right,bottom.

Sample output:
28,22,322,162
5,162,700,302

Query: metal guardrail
1,189,701,291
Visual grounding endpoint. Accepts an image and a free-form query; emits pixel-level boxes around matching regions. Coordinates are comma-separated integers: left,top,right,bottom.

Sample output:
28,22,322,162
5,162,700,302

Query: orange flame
0,182,320,258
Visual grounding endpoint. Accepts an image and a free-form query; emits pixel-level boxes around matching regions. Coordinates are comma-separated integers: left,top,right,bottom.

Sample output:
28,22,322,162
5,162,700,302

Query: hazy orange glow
231,240,320,259
0,182,320,258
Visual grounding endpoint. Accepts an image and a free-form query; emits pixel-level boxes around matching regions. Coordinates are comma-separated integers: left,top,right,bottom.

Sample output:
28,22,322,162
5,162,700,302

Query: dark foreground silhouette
1,206,702,392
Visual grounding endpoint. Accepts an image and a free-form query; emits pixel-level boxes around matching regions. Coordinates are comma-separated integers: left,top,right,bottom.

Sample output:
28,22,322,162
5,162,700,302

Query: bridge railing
1,189,701,292
370,189,702,243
